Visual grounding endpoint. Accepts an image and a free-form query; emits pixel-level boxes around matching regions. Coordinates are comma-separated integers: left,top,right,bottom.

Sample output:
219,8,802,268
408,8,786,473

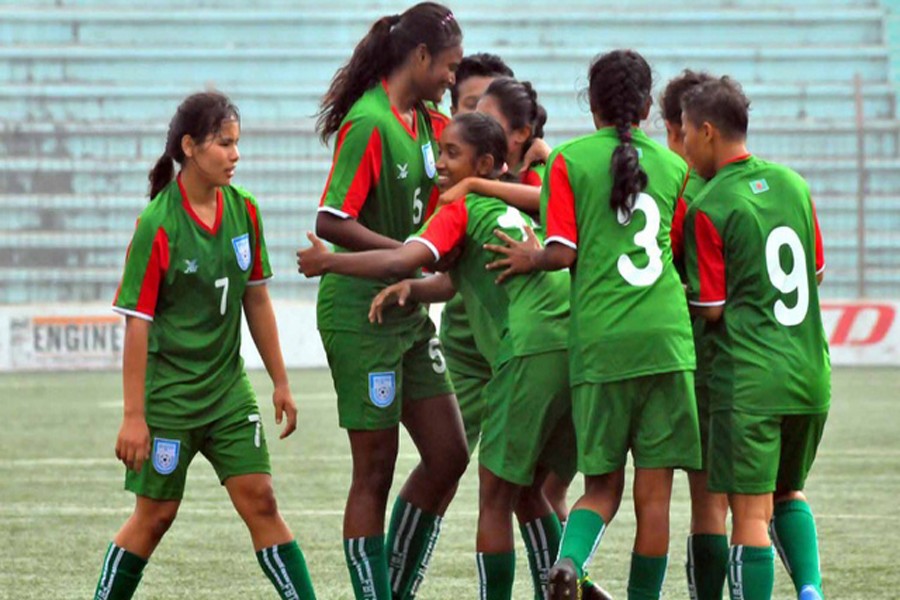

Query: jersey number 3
617,193,663,287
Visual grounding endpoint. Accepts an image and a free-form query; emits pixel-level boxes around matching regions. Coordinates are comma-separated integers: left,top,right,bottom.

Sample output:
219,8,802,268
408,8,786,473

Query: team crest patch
368,371,396,408
152,437,180,476
750,179,769,194
231,233,251,271
421,142,437,179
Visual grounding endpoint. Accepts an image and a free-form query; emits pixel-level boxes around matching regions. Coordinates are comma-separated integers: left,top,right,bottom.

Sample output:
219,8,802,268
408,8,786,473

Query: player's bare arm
440,177,540,214
484,226,576,283
315,211,404,252
297,231,435,280
369,273,457,324
243,284,297,439
116,316,151,473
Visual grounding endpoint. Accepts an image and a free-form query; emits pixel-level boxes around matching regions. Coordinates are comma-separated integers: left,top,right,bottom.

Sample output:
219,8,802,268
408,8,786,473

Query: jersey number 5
617,193,663,287
765,226,809,326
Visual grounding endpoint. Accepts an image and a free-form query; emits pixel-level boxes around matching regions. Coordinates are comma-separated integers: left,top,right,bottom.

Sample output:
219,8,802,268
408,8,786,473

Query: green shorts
696,381,712,471
444,346,492,454
572,371,701,475
480,351,575,486
708,410,828,495
321,318,454,431
125,398,270,501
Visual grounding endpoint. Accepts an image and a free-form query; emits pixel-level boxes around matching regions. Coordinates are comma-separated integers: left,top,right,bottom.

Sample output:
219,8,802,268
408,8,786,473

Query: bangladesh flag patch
750,179,769,194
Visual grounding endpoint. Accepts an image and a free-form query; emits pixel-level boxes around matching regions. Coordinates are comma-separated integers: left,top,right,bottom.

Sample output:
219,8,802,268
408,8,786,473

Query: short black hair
681,76,751,140
450,52,514,109
659,69,715,125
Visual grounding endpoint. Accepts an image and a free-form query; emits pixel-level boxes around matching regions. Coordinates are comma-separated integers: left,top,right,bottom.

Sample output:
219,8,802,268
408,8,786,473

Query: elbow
383,256,417,280
698,305,724,322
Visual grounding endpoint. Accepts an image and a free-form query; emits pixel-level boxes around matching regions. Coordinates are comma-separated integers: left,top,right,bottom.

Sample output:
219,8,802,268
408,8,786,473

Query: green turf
0,367,896,599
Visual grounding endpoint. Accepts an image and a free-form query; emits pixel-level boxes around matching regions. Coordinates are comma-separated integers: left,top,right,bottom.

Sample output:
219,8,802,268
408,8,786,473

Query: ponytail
588,50,652,219
148,153,176,200
482,77,547,163
317,2,462,143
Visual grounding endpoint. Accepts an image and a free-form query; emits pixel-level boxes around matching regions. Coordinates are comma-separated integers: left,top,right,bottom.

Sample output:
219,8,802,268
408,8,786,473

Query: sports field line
0,453,420,468
96,392,337,408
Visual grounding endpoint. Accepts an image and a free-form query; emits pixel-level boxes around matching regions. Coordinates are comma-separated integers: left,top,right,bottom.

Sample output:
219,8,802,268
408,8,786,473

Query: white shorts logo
421,142,437,179
232,233,252,271
152,437,180,476
368,371,396,408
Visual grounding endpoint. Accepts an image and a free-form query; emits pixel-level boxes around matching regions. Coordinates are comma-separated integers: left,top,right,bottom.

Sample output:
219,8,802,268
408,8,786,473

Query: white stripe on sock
96,543,116,599
389,503,415,589
272,545,300,600
410,515,442,596
345,539,370,599
263,547,287,589
359,538,378,600
476,552,488,600
769,519,792,575
535,519,551,586
100,546,125,600
686,535,698,600
392,506,421,592
582,523,606,575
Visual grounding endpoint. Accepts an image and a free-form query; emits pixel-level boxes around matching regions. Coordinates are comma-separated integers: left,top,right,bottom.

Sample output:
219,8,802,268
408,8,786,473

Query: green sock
727,545,774,600
476,551,516,600
627,552,668,600
344,535,391,600
686,534,729,600
256,540,317,599
557,509,607,579
385,497,441,599
771,500,824,598
93,542,147,600
520,513,563,599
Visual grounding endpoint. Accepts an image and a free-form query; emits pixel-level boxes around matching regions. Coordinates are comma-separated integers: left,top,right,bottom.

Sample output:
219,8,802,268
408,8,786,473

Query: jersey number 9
766,226,809,327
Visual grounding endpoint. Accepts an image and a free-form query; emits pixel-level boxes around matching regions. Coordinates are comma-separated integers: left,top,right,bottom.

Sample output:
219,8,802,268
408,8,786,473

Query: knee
352,457,396,498
137,505,178,540
240,482,280,520
427,442,468,484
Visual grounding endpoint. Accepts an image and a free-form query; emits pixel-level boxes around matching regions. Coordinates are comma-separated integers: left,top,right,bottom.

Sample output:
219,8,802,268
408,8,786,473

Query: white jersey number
428,338,447,374
765,226,809,326
412,187,424,225
496,206,530,241
215,277,229,316
617,193,664,287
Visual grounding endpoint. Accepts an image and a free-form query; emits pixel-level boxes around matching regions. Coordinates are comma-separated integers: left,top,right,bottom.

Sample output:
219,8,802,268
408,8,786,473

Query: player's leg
630,468,674,600
386,323,468,599
321,330,406,599
686,384,729,600
477,466,524,600
709,410,780,600
770,413,828,600
542,471,571,524
206,392,316,599
515,469,561,600
94,427,196,599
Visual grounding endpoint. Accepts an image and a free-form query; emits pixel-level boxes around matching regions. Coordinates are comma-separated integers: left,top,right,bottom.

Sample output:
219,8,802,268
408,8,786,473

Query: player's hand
484,226,541,284
296,232,330,278
272,383,298,439
520,138,552,173
115,414,151,473
369,281,412,324
438,178,472,206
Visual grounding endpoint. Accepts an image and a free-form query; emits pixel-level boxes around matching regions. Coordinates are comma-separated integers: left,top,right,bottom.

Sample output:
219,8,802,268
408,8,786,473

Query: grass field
0,367,897,599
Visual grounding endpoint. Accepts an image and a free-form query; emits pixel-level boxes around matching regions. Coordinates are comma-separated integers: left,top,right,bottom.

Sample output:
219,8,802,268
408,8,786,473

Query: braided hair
482,77,547,160
588,50,652,219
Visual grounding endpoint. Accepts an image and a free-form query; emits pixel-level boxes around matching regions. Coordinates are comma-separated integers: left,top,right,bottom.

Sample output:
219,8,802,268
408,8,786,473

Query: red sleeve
811,200,825,274
544,154,578,248
113,225,170,319
318,121,383,218
423,186,440,222
671,196,688,263
429,109,450,141
410,200,469,260
244,198,265,282
520,168,543,188
692,210,726,305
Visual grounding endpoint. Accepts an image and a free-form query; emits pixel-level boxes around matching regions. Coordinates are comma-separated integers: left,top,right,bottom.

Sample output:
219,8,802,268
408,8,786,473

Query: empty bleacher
1,0,898,301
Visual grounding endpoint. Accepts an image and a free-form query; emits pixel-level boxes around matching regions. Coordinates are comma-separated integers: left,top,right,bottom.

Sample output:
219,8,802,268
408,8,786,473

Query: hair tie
499,162,509,175
440,12,456,27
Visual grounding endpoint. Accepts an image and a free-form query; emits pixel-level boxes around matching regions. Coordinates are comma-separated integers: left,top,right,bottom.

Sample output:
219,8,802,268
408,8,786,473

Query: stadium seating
1,0,897,301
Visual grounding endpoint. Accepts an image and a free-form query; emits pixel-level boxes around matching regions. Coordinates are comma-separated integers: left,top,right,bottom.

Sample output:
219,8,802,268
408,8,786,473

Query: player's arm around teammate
660,69,731,600
681,77,829,600
311,5,468,599
486,50,702,600
93,92,315,600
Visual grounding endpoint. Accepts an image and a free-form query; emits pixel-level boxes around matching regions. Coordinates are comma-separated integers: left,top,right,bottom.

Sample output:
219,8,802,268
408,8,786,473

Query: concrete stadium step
1,45,889,86
4,120,898,162
0,8,885,48
3,156,899,197
2,82,894,123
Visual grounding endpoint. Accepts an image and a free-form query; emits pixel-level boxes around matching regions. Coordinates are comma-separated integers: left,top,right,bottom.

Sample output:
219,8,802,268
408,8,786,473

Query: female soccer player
682,76,829,600
484,49,702,600
660,69,731,600
92,92,316,600
313,4,467,598
299,112,575,600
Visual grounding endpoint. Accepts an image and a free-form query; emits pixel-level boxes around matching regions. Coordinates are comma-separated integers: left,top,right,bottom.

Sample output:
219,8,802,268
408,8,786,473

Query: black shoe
581,578,614,600
547,558,580,600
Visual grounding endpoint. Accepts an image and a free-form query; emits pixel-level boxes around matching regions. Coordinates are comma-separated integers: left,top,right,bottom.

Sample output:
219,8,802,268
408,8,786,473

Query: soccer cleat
581,577,614,600
547,558,581,600
799,585,823,600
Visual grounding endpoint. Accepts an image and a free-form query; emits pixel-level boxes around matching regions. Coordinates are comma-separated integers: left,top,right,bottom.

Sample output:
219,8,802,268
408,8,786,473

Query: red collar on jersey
381,79,419,140
177,174,223,235
719,153,752,168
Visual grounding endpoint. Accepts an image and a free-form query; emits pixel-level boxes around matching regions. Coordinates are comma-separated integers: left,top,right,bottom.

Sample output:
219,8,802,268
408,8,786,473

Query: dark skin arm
297,232,435,281
368,273,457,324
315,211,403,251
483,226,577,283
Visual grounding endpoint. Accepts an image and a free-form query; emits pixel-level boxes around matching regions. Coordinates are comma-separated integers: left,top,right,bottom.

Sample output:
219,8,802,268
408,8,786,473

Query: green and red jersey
684,154,830,414
542,127,695,385
317,81,442,333
410,193,569,369
113,176,272,428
